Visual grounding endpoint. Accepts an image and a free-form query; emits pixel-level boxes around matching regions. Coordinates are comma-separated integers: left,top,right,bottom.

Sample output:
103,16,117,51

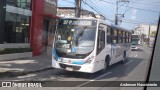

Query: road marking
124,60,133,65
134,53,137,57
76,72,112,87
135,54,137,57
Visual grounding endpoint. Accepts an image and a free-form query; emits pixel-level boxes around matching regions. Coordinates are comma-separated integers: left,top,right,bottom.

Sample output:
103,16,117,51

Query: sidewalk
0,54,53,78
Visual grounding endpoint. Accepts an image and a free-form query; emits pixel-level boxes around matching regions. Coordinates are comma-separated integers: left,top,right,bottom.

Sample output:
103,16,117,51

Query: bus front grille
59,63,81,70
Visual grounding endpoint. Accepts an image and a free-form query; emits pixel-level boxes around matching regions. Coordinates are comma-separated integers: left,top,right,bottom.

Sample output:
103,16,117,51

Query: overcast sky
58,0,160,30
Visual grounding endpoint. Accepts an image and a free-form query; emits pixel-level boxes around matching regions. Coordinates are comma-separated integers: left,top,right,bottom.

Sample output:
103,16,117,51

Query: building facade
0,0,58,56
134,24,157,47
57,7,96,18
0,0,31,44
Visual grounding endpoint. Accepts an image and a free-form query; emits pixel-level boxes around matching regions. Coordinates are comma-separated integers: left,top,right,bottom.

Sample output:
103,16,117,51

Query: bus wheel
101,56,109,73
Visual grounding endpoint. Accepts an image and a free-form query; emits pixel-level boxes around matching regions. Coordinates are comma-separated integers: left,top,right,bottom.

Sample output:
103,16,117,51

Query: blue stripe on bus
72,61,85,65
53,49,59,61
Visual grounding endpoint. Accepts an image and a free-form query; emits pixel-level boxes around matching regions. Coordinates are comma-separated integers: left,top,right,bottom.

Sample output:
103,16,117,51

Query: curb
0,67,54,78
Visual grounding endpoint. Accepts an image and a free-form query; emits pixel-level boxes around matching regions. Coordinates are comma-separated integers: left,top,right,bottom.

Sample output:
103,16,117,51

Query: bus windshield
54,19,97,59
132,40,138,45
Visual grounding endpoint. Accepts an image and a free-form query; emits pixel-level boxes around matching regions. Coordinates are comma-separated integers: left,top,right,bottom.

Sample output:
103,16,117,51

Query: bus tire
101,55,110,73
121,51,126,64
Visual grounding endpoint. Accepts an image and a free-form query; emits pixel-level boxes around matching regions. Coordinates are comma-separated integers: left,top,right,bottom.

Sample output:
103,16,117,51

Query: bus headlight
85,56,95,64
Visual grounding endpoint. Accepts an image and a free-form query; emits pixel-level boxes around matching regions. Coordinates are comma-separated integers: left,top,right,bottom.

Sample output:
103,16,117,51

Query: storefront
0,0,58,56
30,0,58,56
0,0,31,44
0,0,6,44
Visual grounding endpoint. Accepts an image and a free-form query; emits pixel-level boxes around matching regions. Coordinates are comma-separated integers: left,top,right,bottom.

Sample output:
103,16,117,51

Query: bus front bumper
52,60,96,73
131,46,138,50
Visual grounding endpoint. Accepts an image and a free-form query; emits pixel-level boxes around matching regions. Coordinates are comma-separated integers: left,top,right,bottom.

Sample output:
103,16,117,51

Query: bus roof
98,19,131,33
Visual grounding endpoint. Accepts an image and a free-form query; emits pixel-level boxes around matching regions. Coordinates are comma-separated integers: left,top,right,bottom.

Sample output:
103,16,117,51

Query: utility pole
75,0,82,18
115,0,129,25
115,1,118,25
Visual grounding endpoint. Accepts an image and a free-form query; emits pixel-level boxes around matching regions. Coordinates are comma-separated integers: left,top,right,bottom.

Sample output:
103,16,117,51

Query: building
31,0,58,56
149,25,157,47
134,24,157,47
57,7,96,18
0,0,31,44
0,0,58,56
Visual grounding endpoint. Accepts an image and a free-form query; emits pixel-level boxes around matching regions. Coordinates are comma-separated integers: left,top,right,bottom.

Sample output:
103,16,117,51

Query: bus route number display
62,19,94,26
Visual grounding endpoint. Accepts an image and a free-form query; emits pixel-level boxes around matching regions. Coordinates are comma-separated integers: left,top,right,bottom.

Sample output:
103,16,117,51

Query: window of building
6,0,17,7
6,0,31,10
5,12,30,43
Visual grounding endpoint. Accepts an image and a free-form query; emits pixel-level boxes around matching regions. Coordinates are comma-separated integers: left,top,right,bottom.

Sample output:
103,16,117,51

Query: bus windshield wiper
75,27,87,46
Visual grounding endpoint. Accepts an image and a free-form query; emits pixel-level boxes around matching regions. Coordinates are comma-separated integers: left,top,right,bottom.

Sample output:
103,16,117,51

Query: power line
88,0,115,19
122,20,145,24
82,1,152,25
82,0,114,22
123,1,130,15
118,1,128,8
100,0,160,13
133,0,160,4
122,19,158,24
94,0,115,16
115,0,130,25
59,0,158,26
129,1,160,6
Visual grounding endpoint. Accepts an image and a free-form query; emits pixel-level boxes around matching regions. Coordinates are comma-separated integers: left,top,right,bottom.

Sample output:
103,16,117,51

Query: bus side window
112,29,118,44
118,30,122,43
122,31,125,43
125,32,128,43
129,33,131,43
107,26,112,44
97,30,105,55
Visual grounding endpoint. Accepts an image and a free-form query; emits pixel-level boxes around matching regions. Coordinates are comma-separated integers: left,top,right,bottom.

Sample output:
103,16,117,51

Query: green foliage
0,48,32,55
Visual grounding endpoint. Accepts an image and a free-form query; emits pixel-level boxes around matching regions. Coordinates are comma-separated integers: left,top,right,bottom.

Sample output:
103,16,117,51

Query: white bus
52,18,131,73
131,34,139,50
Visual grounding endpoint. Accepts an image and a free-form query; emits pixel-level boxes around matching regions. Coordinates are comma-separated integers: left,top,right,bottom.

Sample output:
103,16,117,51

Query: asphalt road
0,46,153,90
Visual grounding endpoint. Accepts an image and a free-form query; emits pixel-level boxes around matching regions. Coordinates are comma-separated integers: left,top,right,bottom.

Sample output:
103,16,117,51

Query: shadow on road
0,56,144,81
100,57,143,80
131,48,144,52
48,57,144,80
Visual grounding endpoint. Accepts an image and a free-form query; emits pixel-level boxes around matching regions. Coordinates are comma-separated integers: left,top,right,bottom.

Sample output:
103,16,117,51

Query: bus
131,34,139,50
52,18,132,73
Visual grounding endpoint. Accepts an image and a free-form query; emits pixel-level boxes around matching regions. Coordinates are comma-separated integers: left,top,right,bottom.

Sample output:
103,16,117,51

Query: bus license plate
66,67,73,71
